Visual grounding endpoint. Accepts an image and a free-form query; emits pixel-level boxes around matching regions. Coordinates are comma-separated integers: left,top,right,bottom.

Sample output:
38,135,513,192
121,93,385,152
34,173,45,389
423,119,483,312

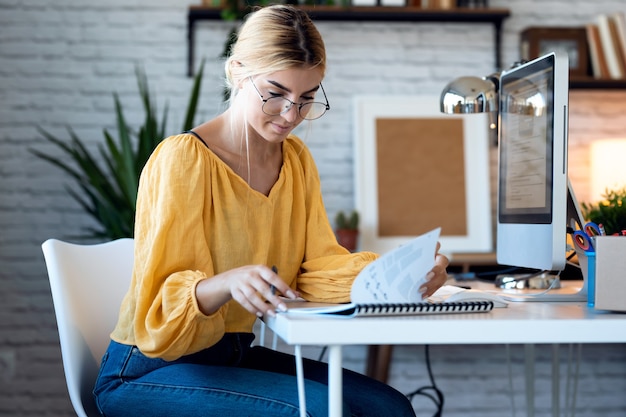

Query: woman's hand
419,242,449,299
195,265,299,318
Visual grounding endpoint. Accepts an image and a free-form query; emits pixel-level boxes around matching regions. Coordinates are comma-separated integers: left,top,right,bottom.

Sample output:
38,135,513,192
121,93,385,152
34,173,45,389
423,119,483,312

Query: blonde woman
94,5,448,416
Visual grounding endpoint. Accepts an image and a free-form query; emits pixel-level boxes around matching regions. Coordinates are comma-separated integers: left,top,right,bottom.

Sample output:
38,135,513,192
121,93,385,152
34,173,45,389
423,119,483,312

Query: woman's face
242,67,325,143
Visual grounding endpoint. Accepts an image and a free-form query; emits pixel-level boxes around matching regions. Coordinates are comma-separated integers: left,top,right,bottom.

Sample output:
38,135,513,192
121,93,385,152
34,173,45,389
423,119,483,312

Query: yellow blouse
111,133,377,361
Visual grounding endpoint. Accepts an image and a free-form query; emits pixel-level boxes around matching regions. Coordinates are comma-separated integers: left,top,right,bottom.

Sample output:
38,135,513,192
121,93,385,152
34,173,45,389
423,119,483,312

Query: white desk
263,286,626,417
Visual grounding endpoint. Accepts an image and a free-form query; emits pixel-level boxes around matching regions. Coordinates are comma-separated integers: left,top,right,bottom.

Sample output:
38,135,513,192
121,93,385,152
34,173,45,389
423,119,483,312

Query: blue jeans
93,334,416,417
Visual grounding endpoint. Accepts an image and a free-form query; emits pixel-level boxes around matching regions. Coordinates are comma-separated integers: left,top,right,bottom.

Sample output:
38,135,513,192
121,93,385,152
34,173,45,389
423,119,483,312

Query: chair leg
365,345,394,383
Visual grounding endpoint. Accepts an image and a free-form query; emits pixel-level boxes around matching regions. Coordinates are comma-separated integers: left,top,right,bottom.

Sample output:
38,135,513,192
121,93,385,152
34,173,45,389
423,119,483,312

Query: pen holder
590,236,626,312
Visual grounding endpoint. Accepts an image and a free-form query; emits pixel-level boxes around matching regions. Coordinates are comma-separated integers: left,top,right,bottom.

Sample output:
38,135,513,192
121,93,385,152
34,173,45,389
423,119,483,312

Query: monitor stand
497,182,590,303
498,275,588,302
495,271,562,290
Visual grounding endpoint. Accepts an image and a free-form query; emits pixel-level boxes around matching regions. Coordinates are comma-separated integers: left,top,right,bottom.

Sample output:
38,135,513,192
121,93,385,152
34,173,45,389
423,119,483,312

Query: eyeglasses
249,77,330,120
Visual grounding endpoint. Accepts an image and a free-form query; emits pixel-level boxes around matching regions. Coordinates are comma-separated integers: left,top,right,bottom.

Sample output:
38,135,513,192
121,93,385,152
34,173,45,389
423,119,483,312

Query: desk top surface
264,280,626,346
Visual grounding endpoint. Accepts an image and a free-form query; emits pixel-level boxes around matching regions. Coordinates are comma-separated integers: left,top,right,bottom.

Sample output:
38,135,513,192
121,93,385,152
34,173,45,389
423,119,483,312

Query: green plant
335,210,359,230
31,61,205,240
581,187,626,235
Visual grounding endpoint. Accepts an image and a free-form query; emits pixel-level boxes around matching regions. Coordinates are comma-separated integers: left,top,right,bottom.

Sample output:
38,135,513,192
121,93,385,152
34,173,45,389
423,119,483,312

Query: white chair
42,238,134,417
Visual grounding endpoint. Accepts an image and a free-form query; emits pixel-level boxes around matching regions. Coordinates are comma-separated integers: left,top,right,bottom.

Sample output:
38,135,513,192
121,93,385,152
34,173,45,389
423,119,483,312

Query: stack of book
586,12,626,79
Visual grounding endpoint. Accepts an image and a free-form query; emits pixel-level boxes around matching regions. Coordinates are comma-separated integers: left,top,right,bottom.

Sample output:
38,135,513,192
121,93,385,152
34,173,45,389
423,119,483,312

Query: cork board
376,118,467,237
354,96,492,255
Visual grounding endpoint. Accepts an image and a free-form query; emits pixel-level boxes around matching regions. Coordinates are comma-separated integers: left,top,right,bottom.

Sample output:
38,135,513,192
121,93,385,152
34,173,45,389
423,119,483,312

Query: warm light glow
591,139,626,202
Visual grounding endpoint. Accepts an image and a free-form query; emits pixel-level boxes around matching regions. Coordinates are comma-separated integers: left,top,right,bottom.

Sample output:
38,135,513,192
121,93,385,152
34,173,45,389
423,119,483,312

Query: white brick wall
1,0,626,415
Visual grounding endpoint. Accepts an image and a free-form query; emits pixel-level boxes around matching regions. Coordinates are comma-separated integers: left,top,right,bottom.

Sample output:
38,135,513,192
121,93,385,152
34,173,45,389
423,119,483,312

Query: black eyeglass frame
248,77,331,120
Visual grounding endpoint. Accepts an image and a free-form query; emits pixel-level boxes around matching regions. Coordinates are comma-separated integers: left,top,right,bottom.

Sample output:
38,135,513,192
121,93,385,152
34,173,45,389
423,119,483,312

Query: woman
94,5,449,416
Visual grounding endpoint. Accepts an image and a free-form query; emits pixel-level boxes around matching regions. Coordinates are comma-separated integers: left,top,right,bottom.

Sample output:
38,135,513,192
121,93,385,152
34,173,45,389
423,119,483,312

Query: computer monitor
496,51,588,301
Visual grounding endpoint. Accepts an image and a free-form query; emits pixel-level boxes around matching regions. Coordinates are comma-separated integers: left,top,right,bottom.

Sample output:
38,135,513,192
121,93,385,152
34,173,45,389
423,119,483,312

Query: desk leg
525,344,535,417
295,345,307,417
552,344,560,417
524,343,576,417
328,345,342,417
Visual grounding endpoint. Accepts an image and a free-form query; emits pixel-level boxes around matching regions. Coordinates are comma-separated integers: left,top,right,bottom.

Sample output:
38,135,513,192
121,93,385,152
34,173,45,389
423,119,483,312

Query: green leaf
581,187,626,235
30,64,205,240
183,59,205,131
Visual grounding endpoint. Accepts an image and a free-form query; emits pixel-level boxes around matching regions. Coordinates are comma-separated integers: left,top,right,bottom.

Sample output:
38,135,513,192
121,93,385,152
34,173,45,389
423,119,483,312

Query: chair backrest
42,238,134,417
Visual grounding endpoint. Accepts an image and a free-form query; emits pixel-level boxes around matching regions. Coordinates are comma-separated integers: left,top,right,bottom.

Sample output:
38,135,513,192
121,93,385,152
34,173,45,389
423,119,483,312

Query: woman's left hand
419,242,449,299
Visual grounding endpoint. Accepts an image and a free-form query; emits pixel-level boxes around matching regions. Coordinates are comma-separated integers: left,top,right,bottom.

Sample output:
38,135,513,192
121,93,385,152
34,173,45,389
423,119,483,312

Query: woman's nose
281,104,301,122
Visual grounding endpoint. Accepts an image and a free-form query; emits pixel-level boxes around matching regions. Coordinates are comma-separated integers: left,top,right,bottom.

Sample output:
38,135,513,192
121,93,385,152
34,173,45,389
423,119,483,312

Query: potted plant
30,62,205,240
334,210,359,252
581,186,626,235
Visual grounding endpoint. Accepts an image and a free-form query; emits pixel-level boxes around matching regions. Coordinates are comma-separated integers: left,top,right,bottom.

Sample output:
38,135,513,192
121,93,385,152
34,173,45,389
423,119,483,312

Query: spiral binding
353,301,494,316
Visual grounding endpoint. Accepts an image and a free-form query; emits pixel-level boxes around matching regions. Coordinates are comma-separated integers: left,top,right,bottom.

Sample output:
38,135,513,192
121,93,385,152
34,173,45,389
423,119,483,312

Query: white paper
350,227,441,304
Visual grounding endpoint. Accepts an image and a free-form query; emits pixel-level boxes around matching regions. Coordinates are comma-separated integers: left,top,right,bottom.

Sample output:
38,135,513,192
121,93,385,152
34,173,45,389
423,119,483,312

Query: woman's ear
229,60,246,90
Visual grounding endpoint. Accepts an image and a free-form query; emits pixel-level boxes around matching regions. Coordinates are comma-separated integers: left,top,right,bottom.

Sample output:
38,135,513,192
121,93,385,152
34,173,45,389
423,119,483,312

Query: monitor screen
496,52,570,271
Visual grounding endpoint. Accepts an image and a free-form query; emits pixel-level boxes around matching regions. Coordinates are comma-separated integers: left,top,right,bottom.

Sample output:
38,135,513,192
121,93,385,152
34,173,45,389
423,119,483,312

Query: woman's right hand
195,265,299,318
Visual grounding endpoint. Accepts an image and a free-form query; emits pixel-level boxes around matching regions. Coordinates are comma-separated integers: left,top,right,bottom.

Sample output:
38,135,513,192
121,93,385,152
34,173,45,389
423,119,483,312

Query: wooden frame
353,95,492,256
520,27,589,76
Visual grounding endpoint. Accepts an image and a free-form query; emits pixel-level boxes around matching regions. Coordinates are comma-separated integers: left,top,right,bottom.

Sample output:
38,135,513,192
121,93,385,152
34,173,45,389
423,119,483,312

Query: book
597,14,625,79
608,14,626,77
610,12,626,72
282,227,495,317
586,23,610,78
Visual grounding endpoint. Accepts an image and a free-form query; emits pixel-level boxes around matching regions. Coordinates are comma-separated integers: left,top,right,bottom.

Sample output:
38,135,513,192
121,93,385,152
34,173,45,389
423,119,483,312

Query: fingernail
287,290,297,299
425,272,435,281
277,302,287,312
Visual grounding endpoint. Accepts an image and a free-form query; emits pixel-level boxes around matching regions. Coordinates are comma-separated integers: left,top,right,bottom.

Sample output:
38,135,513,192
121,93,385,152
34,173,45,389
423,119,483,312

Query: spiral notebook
283,228,495,318
281,298,494,317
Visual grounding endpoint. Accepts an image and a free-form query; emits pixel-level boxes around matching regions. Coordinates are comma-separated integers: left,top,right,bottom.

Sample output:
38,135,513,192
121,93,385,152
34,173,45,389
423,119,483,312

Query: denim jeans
93,334,416,417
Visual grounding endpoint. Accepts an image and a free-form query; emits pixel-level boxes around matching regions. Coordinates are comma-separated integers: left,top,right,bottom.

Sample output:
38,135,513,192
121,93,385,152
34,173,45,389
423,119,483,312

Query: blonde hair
224,5,327,102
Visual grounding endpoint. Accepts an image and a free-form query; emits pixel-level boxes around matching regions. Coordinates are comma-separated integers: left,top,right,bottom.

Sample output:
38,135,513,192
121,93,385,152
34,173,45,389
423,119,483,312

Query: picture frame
520,27,589,77
353,95,493,256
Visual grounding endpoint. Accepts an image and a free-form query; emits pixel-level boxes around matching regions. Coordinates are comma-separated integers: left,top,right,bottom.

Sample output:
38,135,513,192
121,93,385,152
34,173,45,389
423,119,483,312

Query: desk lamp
440,73,500,144
440,74,499,114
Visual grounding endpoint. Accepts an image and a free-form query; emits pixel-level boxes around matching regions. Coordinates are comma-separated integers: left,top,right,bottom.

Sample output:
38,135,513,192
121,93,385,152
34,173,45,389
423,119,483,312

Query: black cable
451,265,540,282
474,266,522,279
406,345,444,417
318,346,327,361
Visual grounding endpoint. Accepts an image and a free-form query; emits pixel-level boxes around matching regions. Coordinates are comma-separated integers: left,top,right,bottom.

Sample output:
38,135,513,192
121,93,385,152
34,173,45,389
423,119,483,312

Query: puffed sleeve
131,136,227,360
288,139,379,303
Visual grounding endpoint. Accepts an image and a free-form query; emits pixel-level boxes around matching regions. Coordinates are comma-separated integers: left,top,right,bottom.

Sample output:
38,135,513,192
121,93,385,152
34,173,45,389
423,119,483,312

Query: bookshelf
519,25,626,90
187,6,511,76
570,77,626,89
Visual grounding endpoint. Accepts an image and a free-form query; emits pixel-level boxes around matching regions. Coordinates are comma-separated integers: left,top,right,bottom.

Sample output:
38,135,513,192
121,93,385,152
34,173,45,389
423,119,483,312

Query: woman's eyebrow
267,80,320,95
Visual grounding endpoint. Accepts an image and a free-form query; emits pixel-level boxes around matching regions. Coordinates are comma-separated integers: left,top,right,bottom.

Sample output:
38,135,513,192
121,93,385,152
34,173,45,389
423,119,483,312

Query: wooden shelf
187,6,511,76
570,76,626,89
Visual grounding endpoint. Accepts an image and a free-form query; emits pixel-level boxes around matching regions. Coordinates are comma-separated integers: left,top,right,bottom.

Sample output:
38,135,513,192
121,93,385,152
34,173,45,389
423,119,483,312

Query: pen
270,265,278,296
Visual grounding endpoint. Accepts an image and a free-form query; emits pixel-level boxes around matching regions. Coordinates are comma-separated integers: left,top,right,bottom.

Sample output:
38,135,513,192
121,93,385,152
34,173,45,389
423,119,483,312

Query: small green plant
30,62,205,240
581,187,626,235
335,210,359,230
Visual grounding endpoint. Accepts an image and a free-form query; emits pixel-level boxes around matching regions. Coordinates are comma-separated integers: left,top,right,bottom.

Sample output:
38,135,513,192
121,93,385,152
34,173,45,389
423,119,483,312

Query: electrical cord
406,345,444,417
318,346,326,361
